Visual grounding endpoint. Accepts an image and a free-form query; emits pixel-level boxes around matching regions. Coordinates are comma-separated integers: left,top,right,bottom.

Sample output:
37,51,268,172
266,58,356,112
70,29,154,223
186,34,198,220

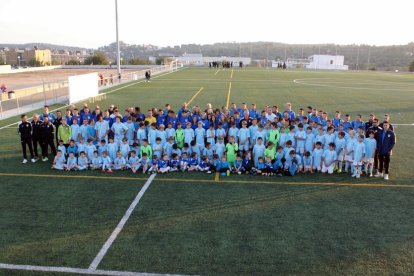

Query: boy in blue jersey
352,135,366,178
187,152,199,172
263,156,274,176
364,131,377,177
158,154,171,174
252,156,265,175
197,156,211,173
232,154,244,174
169,153,181,172
218,155,231,176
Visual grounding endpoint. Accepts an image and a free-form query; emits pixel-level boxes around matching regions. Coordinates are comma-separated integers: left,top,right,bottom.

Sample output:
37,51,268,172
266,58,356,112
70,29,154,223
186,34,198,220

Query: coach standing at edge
40,115,57,161
18,114,36,164
375,121,395,180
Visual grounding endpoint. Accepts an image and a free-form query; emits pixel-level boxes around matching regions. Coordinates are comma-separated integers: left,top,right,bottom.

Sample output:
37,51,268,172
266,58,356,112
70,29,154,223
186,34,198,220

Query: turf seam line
214,69,220,75
214,172,220,182
0,263,187,276
0,172,412,189
89,173,156,270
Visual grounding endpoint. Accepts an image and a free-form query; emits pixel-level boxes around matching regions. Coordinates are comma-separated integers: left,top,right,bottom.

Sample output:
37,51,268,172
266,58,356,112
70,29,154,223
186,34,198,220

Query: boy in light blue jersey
321,143,337,174
111,116,128,145
312,142,324,172
152,137,163,159
156,124,167,146
254,124,267,146
51,150,66,170
314,127,326,149
77,151,89,171
323,126,336,150
190,140,201,161
113,151,126,170
305,126,315,153
163,136,175,158
195,121,206,151
252,137,266,167
334,132,346,173
252,156,265,175
238,121,250,154
127,150,141,173
107,137,118,161
136,123,147,145
286,126,296,148
77,138,87,156
119,138,131,158
85,139,97,161
214,137,226,159
278,126,287,148
67,140,78,157
66,152,77,171
139,153,150,174
95,116,109,144
184,122,195,146
363,131,377,177
90,151,103,170
171,143,182,157
57,140,67,157
79,119,89,142
215,123,226,141
124,117,136,145
203,142,214,162
101,151,112,172
344,130,357,174
303,151,313,173
228,123,239,144
352,135,366,178
147,123,158,146
165,122,176,143
218,156,231,176
206,124,216,147
71,118,80,142
248,118,258,149
295,123,307,155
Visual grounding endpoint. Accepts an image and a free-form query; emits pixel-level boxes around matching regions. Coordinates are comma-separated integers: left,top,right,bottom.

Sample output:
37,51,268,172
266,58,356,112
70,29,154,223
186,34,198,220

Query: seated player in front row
51,150,66,170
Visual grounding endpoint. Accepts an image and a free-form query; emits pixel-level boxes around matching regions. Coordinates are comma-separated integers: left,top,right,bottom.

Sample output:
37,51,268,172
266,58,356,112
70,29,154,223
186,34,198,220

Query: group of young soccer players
46,101,394,179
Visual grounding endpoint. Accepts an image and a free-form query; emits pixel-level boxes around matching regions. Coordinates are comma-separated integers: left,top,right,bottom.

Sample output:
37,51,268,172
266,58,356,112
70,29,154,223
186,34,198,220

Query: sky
0,0,413,49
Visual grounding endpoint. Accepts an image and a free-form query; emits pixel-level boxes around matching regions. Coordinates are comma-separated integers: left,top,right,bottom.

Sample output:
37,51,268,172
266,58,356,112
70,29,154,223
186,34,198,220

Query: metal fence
0,63,180,120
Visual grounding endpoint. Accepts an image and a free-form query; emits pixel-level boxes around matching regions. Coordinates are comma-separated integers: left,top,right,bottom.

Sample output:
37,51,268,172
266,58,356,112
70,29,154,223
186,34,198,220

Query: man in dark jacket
18,114,36,163
40,115,57,161
375,121,395,180
31,113,43,159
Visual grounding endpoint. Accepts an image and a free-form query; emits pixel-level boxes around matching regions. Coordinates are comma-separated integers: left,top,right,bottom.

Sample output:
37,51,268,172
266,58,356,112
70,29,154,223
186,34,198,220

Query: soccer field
1,67,414,275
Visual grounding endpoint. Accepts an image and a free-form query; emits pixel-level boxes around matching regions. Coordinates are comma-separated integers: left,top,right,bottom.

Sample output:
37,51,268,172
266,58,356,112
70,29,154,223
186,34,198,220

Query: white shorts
304,165,311,170
344,155,353,162
353,161,363,166
321,163,335,174
159,166,170,173
363,157,374,163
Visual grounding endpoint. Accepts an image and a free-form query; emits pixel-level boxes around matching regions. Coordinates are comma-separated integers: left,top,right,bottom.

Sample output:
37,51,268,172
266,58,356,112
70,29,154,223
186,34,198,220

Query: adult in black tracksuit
366,118,382,172
375,121,395,180
40,115,57,161
18,114,35,163
31,114,43,159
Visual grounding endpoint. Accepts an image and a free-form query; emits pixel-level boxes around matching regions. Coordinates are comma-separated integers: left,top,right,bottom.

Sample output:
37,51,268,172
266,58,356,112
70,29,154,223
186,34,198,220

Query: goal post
68,73,99,105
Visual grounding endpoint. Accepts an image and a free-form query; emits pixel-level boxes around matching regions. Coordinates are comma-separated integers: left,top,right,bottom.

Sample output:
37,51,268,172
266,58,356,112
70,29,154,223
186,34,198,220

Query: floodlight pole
115,0,121,77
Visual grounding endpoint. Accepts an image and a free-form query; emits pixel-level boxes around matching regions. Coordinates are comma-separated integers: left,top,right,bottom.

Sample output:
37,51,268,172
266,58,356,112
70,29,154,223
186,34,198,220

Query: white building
306,55,348,70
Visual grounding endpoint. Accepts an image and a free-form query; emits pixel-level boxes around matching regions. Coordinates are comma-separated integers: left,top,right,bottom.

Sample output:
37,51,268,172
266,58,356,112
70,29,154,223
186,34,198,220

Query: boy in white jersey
364,131,377,177
321,142,337,174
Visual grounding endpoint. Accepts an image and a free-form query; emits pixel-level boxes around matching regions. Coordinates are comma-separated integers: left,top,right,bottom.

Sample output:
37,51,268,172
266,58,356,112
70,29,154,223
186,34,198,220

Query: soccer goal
68,72,99,105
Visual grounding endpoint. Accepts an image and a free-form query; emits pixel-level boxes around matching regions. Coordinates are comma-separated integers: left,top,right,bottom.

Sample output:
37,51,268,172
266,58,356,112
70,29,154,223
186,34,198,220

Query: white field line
394,123,414,126
293,79,414,91
0,263,187,276
89,174,156,270
0,68,185,131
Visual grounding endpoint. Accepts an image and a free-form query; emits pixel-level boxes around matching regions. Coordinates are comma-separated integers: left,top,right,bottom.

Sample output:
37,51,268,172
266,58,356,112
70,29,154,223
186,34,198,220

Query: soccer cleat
356,174,360,179
42,157,48,162
31,158,37,163
226,170,230,176
351,173,357,177
206,171,211,174
22,159,28,164
374,172,383,178
384,174,389,180
369,173,373,177
337,169,342,173
107,169,113,173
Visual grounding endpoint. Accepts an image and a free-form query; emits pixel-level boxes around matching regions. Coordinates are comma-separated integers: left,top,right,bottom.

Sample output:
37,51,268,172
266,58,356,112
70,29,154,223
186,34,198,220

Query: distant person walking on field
145,70,151,82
